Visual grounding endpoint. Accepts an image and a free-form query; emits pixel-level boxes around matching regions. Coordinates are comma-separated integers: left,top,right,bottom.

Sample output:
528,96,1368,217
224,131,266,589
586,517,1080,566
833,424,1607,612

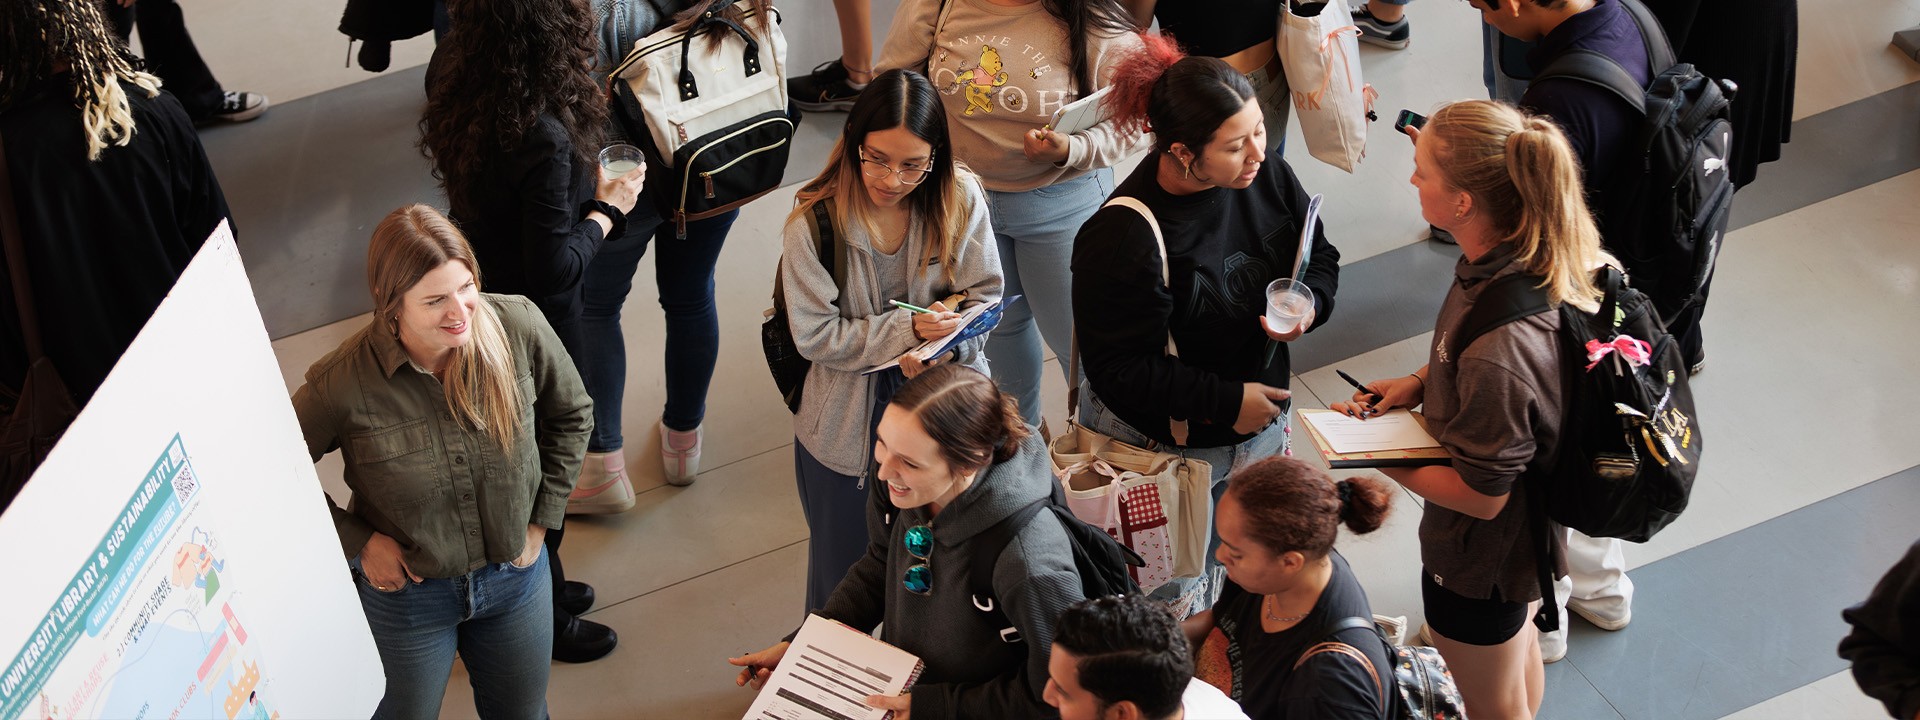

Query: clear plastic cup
598,144,645,179
1265,279,1314,334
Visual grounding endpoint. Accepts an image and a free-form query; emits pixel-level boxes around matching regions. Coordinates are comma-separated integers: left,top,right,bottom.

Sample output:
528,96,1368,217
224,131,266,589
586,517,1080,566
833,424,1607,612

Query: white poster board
0,223,383,720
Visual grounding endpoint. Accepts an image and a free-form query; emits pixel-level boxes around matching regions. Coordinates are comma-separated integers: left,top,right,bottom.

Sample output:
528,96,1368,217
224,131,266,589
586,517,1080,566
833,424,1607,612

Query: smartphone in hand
1394,109,1428,136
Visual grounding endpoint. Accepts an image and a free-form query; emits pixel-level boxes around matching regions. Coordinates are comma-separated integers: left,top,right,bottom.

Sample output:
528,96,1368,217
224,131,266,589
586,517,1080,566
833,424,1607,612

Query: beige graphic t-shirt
878,0,1148,192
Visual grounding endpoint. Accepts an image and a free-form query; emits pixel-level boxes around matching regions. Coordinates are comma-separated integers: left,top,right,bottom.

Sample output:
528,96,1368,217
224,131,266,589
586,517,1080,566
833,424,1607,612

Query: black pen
1335,369,1383,407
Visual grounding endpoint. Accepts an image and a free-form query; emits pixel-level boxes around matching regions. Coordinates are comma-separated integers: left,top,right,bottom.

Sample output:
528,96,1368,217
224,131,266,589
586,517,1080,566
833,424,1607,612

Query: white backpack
609,0,793,236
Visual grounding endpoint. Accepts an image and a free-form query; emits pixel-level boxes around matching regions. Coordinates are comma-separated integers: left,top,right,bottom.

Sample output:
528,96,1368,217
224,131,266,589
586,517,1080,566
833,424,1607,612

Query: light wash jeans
1077,384,1290,616
984,169,1113,429
353,547,553,720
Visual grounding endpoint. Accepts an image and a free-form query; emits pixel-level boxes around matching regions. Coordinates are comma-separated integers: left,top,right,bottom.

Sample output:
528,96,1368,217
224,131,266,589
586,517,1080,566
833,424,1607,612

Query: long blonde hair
1427,100,1616,313
788,69,971,286
367,205,523,451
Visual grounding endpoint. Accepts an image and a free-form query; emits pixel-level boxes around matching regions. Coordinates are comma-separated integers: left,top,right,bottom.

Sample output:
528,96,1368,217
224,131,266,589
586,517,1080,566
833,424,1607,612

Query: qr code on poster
172,466,198,503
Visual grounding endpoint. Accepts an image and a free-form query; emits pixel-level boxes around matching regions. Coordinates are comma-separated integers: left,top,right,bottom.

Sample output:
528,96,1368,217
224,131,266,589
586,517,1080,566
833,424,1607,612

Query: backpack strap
1617,0,1676,72
1310,616,1391,716
1533,49,1646,113
773,199,841,309
966,497,1051,643
1451,273,1553,360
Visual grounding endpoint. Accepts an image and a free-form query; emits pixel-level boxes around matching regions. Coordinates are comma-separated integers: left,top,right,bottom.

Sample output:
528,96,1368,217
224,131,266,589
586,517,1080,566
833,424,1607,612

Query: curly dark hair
419,0,608,205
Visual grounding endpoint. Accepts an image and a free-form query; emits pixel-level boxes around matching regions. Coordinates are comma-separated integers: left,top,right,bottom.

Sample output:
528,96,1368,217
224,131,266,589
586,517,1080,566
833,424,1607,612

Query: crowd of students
3,0,1817,718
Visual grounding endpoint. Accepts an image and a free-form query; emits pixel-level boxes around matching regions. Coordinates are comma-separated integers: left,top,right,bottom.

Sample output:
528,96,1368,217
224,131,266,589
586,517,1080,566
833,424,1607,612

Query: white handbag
1279,0,1377,172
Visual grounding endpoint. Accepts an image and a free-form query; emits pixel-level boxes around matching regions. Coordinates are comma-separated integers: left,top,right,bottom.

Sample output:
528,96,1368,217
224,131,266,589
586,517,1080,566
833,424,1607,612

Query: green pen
890,299,934,314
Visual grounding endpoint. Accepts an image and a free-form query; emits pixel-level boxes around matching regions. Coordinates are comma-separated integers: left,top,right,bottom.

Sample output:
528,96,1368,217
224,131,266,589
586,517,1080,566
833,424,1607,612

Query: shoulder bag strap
1078,197,1186,444
1452,272,1554,360
0,130,46,367
1303,616,1392,714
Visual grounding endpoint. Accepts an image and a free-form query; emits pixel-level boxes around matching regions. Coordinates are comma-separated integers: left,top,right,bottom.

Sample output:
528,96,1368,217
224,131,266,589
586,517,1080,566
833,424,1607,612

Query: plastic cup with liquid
1265,279,1314,334
598,144,646,180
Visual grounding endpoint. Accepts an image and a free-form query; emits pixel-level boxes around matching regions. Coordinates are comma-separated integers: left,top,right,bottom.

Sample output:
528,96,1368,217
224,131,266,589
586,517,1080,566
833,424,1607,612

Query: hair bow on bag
1585,336,1652,371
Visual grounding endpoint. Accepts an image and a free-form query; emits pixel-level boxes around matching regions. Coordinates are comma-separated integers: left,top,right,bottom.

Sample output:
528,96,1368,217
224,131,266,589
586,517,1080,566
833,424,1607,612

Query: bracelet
1408,372,1426,387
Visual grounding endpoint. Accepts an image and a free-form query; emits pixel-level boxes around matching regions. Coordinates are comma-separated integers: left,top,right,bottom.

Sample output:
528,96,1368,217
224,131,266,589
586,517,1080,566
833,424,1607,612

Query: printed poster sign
0,223,382,719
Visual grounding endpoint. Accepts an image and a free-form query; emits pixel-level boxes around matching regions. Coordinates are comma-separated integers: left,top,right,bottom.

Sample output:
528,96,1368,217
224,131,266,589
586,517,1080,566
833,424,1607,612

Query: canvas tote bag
1279,0,1376,172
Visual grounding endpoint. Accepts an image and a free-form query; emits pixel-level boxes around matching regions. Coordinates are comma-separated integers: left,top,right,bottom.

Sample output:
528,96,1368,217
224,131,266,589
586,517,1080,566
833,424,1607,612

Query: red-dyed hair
1102,32,1257,155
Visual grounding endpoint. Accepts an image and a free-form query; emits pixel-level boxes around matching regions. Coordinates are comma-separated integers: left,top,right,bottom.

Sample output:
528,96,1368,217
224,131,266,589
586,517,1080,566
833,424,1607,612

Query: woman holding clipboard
1070,37,1342,616
1332,100,1620,720
778,69,1003,618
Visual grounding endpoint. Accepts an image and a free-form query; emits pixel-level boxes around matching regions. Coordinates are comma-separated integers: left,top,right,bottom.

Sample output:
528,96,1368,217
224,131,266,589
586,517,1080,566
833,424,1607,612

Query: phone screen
1394,109,1428,134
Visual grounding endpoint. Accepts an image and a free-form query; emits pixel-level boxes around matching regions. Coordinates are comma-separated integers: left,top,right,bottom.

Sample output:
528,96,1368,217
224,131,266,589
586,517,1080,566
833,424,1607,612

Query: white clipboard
1046,86,1114,135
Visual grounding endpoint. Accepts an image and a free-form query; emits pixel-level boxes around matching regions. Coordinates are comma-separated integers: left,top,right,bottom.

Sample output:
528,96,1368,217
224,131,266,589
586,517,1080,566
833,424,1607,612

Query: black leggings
1422,569,1530,646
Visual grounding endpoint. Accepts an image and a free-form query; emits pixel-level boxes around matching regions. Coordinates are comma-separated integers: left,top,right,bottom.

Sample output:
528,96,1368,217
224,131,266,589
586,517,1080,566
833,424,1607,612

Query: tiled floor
171,0,1920,716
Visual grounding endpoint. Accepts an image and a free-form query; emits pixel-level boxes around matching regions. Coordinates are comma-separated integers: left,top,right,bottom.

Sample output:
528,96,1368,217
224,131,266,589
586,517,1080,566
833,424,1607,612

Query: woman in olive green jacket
291,204,592,720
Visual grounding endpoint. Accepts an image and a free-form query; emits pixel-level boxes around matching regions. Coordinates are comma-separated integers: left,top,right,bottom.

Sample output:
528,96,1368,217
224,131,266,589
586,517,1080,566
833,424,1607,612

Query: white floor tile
1719,670,1888,720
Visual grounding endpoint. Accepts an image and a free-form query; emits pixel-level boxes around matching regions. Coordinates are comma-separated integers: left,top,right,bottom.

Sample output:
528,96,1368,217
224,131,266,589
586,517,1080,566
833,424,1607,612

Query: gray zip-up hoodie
814,434,1084,719
782,176,1004,476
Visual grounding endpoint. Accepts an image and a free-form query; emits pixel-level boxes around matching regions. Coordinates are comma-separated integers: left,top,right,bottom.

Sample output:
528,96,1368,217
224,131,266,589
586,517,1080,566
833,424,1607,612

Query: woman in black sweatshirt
1068,35,1340,615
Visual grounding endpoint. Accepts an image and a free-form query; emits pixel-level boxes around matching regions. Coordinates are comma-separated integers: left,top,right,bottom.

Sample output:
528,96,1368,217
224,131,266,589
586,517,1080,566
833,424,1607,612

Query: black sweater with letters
1070,151,1339,448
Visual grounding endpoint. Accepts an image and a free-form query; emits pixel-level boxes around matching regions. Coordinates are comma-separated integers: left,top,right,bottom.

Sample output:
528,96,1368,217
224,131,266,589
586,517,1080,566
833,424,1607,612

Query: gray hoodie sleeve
780,211,920,372
943,177,1005,368
911,537,1084,718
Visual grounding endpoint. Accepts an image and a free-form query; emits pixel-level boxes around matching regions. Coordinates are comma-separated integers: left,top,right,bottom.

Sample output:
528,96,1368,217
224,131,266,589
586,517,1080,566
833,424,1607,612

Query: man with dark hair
1045,596,1249,720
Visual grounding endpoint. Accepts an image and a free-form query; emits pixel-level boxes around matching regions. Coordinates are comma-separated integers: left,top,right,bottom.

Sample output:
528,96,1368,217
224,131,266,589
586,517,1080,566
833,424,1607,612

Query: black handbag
760,199,842,413
1298,617,1469,720
0,130,80,510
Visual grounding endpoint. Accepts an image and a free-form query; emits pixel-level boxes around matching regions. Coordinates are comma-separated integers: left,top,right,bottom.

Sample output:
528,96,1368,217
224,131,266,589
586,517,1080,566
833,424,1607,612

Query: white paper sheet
1297,408,1443,455
743,615,921,720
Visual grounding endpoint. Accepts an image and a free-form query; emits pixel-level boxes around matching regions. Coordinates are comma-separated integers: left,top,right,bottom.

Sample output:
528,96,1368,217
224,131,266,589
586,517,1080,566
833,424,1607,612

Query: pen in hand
890,299,934,314
1335,369,1383,416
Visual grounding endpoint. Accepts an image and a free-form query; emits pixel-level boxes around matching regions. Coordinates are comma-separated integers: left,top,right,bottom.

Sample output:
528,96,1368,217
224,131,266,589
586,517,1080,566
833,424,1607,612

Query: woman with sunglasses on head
1071,36,1341,614
732,364,1084,719
292,205,592,719
1184,457,1395,719
875,0,1146,433
1333,100,1619,720
775,68,1004,620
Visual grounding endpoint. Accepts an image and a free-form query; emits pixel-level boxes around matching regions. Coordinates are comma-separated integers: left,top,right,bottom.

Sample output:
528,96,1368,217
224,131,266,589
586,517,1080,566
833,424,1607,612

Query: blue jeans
984,169,1113,429
353,547,553,720
578,206,739,451
1077,385,1290,615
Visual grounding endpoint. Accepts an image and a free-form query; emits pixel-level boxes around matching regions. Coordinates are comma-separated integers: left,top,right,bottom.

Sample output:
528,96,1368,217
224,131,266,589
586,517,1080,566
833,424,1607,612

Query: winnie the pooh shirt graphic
877,0,1144,191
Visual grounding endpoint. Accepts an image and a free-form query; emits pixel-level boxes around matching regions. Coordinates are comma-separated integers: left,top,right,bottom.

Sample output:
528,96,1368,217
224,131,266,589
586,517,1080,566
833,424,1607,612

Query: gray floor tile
1540,661,1626,720
1569,468,1920,720
199,65,439,339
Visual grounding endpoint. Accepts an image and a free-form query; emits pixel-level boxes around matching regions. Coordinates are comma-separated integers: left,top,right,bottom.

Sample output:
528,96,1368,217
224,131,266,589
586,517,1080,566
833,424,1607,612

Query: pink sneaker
567,450,635,514
661,423,702,486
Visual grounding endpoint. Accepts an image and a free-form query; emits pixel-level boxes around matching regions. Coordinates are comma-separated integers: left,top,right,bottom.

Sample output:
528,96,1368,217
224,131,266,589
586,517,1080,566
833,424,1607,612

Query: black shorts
1421,568,1529,646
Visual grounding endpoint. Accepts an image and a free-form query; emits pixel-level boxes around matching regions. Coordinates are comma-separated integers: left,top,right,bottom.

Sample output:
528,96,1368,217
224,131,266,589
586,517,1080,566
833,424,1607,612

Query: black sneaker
553,616,618,663
788,59,864,112
1352,8,1411,50
207,91,269,123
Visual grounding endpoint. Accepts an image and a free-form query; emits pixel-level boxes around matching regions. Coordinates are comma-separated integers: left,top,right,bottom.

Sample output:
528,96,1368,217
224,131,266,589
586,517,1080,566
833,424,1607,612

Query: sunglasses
903,524,933,595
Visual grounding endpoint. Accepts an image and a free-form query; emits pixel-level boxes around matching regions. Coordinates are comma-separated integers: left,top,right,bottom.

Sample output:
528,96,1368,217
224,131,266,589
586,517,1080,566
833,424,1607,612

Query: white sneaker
661,423,702,486
1540,627,1568,664
567,450,635,514
1568,597,1632,631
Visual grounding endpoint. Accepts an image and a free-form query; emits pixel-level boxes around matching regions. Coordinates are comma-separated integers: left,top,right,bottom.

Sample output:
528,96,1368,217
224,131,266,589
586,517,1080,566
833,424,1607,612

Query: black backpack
760,200,843,413
1533,0,1736,325
964,482,1145,642
1456,268,1701,627
1457,267,1702,542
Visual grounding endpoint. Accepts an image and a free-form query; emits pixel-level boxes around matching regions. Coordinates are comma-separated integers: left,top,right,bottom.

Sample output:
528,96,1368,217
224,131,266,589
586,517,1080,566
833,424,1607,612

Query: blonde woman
1334,100,1616,720
292,205,592,720
781,69,1003,616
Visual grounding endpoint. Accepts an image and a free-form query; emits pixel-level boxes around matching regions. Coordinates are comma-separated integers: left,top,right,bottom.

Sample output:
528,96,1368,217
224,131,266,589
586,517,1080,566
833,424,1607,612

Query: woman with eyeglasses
774,68,1004,619
732,364,1084,719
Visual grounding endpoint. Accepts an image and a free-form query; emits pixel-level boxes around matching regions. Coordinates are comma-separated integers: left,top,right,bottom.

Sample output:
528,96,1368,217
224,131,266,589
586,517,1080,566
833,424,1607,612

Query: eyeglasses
902,524,934,595
859,147,933,185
